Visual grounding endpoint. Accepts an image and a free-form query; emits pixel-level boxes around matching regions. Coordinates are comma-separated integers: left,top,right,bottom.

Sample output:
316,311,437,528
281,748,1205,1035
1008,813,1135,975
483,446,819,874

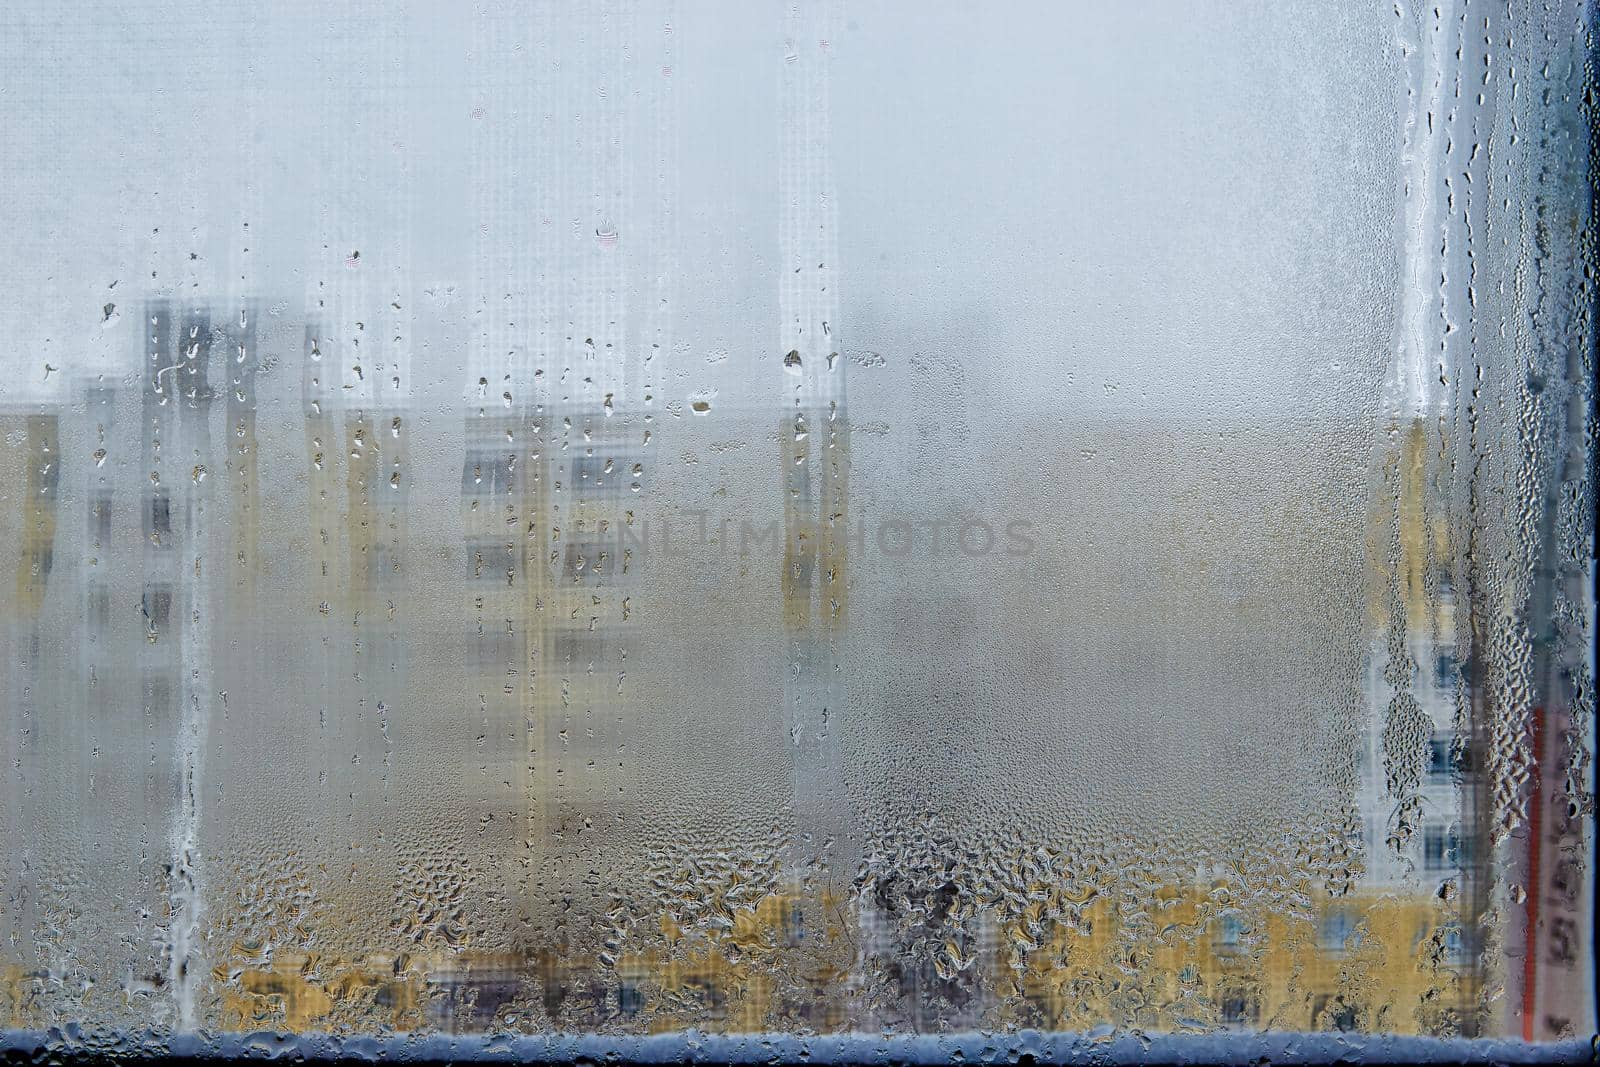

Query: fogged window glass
0,0,1593,1048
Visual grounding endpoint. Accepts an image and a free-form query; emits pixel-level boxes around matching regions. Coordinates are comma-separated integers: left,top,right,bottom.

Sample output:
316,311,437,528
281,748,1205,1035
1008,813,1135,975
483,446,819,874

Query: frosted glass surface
0,0,1594,1044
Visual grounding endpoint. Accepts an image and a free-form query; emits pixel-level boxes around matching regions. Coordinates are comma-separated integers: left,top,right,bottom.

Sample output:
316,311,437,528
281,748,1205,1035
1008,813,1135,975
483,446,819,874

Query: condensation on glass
0,0,1593,1047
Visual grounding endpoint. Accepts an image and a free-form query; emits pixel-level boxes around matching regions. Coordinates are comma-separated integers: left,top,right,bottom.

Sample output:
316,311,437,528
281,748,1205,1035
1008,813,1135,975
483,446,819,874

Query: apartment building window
1312,994,1358,1033
462,449,514,497
86,585,110,632
147,494,171,541
89,495,113,544
1220,991,1259,1029
1319,909,1356,955
465,539,514,584
1214,913,1244,954
1427,735,1455,782
140,586,172,634
1424,824,1470,874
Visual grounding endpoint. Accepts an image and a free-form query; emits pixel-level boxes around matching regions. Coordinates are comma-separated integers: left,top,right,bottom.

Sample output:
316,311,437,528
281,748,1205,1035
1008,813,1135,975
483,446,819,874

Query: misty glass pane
0,0,1594,1051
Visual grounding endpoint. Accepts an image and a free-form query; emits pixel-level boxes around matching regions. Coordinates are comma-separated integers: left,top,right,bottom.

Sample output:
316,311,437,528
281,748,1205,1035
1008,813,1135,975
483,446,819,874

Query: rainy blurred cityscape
0,293,1588,1037
0,0,1593,1046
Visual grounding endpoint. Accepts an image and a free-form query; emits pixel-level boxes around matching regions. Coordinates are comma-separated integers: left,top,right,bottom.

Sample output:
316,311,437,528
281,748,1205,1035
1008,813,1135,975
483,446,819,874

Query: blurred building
0,311,1545,1038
